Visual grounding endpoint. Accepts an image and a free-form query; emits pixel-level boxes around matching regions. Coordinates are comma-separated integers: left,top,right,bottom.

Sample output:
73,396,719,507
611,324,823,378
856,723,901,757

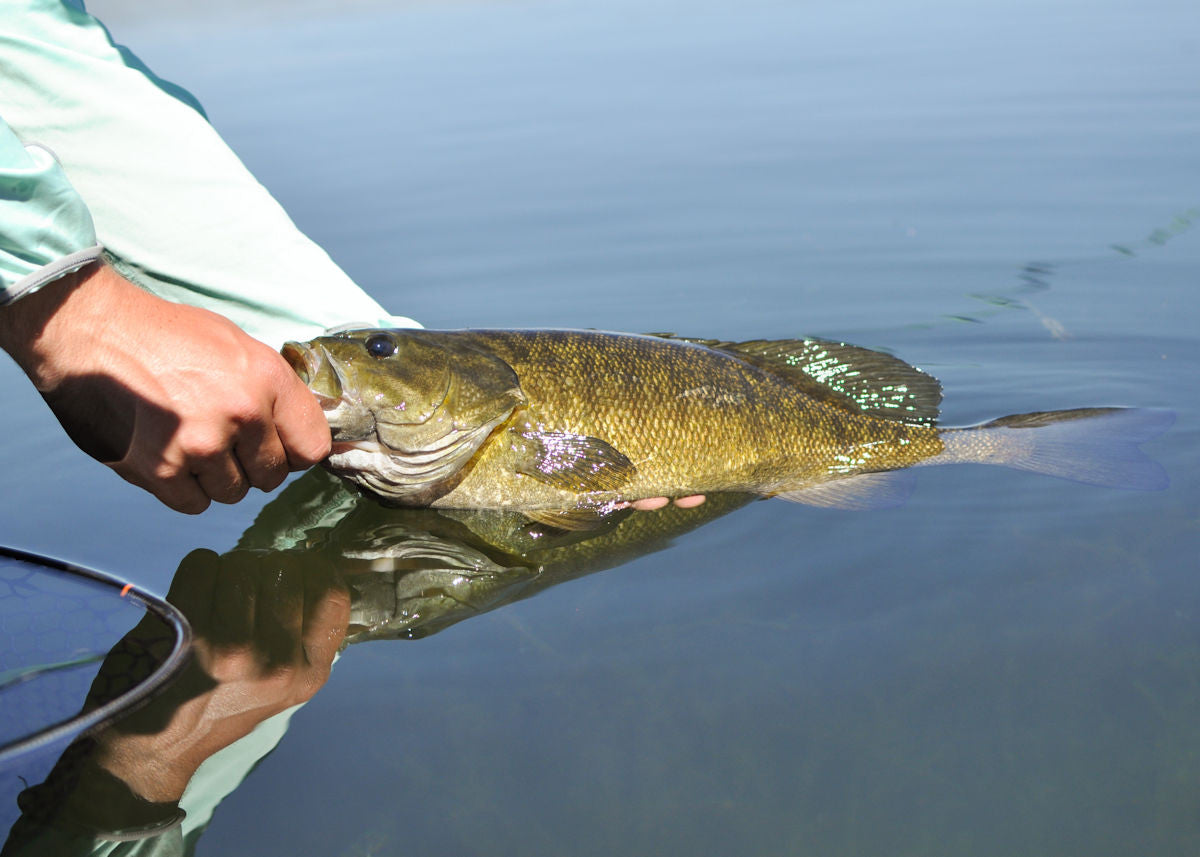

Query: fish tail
938,407,1174,490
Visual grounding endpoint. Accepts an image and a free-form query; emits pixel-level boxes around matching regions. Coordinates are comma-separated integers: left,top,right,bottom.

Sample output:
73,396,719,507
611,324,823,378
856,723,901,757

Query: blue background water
3,0,1199,853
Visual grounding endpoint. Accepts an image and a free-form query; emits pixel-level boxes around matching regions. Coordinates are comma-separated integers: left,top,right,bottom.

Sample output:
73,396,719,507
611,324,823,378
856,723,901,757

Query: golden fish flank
281,328,1170,511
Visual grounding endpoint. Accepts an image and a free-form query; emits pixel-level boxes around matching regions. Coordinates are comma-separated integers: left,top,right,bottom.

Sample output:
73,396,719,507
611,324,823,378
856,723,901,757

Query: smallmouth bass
281,329,1169,513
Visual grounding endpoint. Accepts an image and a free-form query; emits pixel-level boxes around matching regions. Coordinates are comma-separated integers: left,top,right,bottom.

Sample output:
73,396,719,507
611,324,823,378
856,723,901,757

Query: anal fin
772,470,917,511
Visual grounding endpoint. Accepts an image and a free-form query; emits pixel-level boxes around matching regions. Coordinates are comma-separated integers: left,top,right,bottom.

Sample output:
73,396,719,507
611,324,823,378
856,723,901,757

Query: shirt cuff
0,243,103,306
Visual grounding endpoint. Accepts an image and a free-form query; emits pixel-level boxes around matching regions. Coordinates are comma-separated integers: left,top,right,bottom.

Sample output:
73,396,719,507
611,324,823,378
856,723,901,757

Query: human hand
0,263,331,512
619,494,707,511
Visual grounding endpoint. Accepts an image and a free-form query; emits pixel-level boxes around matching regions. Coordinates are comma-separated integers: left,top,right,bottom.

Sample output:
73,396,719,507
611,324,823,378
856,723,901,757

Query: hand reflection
8,550,348,847
95,549,349,804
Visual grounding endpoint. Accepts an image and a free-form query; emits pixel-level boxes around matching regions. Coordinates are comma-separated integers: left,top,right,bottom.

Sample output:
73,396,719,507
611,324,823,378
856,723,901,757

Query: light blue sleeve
0,0,419,347
0,120,104,304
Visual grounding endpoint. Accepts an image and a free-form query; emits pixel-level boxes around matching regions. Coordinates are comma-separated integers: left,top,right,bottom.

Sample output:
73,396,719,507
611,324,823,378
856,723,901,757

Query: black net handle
0,546,192,764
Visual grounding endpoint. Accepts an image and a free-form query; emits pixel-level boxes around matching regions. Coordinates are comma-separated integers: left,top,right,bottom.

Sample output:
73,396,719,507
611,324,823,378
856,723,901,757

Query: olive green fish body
433,330,943,508
281,328,1169,512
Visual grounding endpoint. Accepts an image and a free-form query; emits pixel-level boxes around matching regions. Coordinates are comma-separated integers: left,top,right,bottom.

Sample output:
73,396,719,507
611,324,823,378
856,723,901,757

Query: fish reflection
331,490,757,642
0,474,753,855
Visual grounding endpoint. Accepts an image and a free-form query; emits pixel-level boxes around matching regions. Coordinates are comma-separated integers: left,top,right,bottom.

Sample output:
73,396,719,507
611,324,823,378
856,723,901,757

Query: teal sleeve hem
0,243,103,305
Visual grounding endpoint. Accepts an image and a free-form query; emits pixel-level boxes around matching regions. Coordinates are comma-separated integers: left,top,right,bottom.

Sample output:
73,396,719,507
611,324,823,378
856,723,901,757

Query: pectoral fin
510,430,637,493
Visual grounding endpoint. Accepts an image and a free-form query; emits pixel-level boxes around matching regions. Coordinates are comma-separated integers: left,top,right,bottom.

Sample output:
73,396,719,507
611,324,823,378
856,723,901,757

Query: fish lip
281,341,314,386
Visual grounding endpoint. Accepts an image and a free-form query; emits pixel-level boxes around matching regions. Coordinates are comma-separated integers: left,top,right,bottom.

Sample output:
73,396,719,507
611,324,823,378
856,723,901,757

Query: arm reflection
3,549,348,854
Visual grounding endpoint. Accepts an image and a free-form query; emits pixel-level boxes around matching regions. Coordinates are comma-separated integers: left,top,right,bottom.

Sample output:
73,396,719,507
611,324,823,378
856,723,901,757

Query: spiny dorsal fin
649,334,942,425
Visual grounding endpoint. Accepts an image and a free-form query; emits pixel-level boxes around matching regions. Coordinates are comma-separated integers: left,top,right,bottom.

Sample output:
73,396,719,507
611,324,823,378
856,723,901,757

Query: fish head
282,329,524,500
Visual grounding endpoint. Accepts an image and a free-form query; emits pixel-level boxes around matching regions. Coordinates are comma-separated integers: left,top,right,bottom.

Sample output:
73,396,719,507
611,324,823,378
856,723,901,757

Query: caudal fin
945,407,1174,490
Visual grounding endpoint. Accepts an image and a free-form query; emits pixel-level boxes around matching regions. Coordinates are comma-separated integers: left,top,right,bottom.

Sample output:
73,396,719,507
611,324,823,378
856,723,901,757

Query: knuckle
262,352,295,384
225,393,267,428
181,430,229,462
117,453,210,513
213,482,250,505
151,459,185,483
245,447,290,485
250,351,293,394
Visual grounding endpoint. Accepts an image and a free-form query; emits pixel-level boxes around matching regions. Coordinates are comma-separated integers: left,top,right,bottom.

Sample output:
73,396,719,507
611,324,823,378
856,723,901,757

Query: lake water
1,0,1198,854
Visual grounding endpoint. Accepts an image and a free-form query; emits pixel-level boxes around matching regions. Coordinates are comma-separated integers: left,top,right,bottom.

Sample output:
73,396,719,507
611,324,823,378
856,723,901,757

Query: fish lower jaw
325,429,494,505
331,440,384,455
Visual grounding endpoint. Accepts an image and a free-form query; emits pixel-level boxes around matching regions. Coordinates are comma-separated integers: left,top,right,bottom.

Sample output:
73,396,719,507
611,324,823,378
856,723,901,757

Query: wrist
18,751,186,840
0,261,141,390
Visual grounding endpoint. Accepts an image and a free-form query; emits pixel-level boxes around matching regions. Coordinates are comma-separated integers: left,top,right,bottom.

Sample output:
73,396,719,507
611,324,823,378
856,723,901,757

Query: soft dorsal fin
649,334,942,425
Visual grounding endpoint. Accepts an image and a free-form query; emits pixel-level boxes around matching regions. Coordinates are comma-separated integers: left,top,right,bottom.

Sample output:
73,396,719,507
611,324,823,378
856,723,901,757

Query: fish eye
365,333,397,358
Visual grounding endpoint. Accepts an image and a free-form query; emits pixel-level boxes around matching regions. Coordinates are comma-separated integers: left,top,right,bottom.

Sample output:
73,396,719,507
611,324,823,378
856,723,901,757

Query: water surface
2,0,1198,853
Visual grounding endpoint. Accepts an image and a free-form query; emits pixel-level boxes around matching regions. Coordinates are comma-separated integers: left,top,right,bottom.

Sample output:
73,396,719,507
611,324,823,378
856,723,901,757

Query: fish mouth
281,341,313,385
281,341,345,409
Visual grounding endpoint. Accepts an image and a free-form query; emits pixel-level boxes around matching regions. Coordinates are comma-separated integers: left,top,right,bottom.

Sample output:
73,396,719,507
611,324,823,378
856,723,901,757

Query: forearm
0,261,100,388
